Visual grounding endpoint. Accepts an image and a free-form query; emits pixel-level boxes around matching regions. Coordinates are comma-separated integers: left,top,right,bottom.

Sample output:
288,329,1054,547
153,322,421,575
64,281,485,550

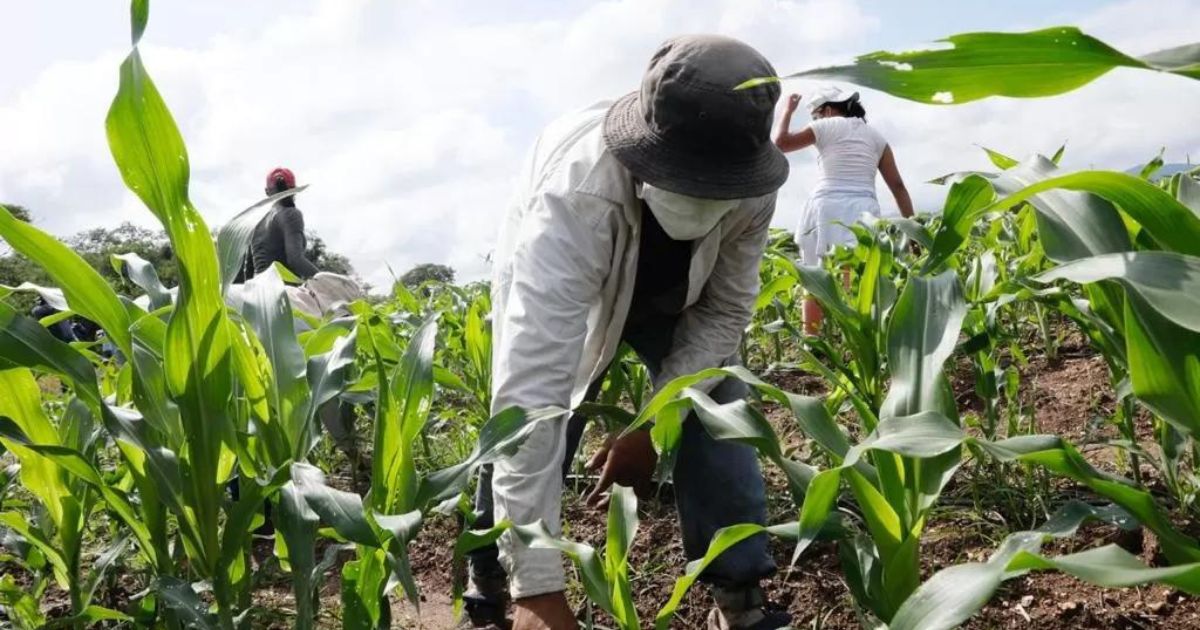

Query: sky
1,0,1198,290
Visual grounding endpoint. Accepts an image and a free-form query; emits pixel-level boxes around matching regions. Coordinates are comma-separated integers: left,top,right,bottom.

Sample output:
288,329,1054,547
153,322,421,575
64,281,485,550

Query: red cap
267,167,296,190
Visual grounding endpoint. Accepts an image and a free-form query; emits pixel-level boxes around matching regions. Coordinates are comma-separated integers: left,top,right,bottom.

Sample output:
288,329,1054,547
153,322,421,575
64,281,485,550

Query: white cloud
1,0,1198,291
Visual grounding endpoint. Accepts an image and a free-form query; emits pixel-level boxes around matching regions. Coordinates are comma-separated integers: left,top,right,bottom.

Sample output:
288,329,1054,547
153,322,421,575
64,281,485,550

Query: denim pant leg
466,463,505,584
672,375,776,587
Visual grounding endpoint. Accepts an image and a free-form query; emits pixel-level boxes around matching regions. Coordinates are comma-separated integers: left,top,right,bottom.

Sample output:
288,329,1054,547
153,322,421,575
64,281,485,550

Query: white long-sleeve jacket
489,101,776,598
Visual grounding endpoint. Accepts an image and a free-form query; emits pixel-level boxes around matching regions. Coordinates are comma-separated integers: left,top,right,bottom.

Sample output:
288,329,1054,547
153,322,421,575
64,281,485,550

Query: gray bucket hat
603,34,789,200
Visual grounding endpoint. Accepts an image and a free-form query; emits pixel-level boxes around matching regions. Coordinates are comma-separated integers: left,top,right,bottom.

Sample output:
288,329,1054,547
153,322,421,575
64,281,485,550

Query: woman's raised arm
774,93,816,153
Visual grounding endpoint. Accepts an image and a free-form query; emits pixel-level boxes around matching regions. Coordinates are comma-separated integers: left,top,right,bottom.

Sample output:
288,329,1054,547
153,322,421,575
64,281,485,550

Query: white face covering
638,183,741,241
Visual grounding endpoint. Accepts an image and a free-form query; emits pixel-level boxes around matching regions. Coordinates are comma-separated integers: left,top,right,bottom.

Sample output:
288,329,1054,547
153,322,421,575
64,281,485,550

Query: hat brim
602,91,789,201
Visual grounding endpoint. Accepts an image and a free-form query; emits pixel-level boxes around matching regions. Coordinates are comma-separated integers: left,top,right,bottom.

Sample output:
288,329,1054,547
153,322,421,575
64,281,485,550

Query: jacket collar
575,145,635,207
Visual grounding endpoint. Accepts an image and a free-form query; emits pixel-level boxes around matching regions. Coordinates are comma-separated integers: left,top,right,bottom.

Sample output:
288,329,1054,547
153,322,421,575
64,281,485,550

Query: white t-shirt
810,116,888,194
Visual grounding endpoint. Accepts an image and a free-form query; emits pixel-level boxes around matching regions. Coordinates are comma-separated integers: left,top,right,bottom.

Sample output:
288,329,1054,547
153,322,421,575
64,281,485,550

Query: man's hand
786,93,802,111
584,429,657,508
513,592,579,630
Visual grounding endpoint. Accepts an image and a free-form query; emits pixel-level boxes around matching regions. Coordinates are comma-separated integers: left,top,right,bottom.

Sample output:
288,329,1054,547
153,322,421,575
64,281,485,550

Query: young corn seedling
291,314,553,629
456,485,700,630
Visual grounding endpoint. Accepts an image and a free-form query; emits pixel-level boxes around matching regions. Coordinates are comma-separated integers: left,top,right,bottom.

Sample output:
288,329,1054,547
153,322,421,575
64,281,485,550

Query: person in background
773,87,914,334
465,35,792,630
31,296,75,343
246,167,320,281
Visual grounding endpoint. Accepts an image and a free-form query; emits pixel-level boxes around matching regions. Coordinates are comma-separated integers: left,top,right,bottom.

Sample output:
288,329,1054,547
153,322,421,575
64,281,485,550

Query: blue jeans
467,335,775,598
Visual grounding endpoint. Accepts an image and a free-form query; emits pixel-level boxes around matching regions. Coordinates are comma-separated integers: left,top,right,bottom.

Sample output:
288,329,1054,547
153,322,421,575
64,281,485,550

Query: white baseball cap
808,86,860,112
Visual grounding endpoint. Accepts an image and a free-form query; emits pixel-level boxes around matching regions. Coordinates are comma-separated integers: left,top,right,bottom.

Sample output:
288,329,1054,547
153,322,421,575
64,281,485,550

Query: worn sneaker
456,593,509,629
706,585,792,630
705,607,792,630
457,567,510,630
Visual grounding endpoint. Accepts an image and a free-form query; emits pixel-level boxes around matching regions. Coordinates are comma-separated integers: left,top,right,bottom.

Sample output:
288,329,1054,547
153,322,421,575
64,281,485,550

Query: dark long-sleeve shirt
250,203,320,279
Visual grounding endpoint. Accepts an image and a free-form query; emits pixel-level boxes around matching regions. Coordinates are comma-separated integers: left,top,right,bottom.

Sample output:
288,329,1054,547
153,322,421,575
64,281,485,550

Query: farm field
2,2,1200,629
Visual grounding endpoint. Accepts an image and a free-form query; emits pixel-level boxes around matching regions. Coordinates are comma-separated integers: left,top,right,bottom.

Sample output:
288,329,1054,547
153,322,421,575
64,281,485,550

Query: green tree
68,222,178,296
305,232,355,276
400,262,455,288
0,204,50,311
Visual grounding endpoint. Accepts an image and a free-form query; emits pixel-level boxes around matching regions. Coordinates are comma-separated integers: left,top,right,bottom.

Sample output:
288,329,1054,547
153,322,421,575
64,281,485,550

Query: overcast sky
2,0,1198,289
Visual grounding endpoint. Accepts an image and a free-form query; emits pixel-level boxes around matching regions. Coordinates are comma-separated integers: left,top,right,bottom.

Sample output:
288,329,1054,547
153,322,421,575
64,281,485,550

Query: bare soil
387,339,1200,629
13,337,1199,629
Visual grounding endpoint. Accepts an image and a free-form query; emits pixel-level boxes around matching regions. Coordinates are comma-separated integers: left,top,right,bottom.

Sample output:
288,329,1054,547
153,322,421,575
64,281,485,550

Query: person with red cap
247,167,320,280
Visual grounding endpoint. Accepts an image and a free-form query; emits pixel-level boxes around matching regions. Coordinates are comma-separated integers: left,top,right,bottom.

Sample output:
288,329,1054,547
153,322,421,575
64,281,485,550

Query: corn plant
0,2,360,627
0,370,131,627
453,485,786,630
923,153,1200,504
627,252,1200,628
744,231,804,369
290,313,552,629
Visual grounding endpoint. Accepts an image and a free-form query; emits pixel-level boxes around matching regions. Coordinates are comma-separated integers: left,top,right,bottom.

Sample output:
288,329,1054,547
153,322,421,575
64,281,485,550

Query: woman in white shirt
774,86,914,334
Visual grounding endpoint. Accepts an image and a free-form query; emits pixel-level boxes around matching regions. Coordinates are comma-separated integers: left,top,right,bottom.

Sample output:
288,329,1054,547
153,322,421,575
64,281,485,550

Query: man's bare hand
786,93,802,111
513,592,579,630
584,429,656,508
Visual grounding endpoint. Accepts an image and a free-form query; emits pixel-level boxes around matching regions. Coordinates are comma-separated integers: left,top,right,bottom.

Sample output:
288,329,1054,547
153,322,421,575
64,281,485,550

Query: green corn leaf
0,369,72,530
0,282,67,312
648,398,687,481
303,327,358,450
1171,172,1200,217
511,520,616,619
0,418,156,568
980,146,1018,170
275,480,320,630
1137,41,1200,79
654,523,767,630
155,576,217,630
1037,251,1200,334
107,32,237,576
934,162,1200,266
416,406,555,508
340,549,392,630
0,573,46,629
82,534,132,610
215,185,308,294
1008,545,1200,594
627,365,856,464
241,266,312,459
742,27,1200,104
129,0,148,45
372,315,436,515
754,274,797,312
1051,143,1067,164
1031,171,1200,257
893,218,933,250
42,605,133,628
301,318,355,356
0,206,133,356
922,175,995,273
293,462,379,547
880,271,967,420
683,389,783,459
1138,148,1166,180
890,502,1142,630
606,485,640,629
111,252,172,310
979,436,1200,565
995,159,1131,262
0,511,70,590
373,509,424,608
450,520,511,619
1123,295,1200,437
